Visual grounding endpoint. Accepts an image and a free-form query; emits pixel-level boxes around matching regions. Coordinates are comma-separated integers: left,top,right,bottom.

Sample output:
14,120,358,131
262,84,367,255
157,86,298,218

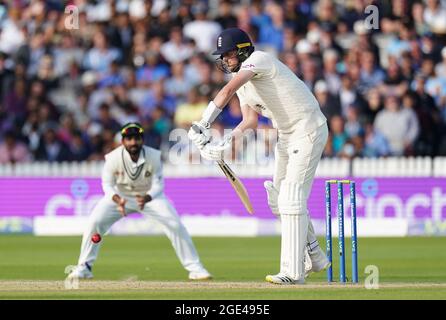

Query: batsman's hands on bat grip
200,134,232,161
264,181,280,217
188,121,210,149
136,194,152,210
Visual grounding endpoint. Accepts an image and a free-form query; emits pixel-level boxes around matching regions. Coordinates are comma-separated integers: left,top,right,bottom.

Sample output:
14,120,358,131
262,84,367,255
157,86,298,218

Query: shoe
305,247,331,278
265,273,304,285
189,268,212,280
67,264,93,279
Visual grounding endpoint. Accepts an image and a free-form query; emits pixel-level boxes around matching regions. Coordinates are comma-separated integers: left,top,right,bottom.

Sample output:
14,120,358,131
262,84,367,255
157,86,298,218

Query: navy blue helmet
213,28,255,73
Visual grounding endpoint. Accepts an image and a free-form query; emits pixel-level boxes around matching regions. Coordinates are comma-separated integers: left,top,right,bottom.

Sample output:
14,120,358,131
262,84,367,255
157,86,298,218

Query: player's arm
213,70,255,110
101,159,117,201
102,158,127,215
198,102,259,161
193,70,255,130
188,70,255,148
231,104,258,141
136,152,164,210
146,153,164,200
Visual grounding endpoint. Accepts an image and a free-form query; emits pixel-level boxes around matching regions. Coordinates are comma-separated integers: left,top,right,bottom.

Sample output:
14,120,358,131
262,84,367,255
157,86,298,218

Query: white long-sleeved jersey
235,51,327,136
101,145,164,200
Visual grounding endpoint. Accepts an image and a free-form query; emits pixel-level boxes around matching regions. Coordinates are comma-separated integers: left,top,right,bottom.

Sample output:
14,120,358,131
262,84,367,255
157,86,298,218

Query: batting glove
264,180,280,217
188,121,210,149
200,134,232,161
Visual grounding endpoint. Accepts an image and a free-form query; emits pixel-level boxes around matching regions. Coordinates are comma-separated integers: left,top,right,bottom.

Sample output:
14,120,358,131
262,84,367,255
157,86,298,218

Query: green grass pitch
1,235,446,299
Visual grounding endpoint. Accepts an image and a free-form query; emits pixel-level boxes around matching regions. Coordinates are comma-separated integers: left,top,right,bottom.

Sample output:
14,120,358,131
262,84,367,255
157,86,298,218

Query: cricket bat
191,124,254,214
216,160,254,214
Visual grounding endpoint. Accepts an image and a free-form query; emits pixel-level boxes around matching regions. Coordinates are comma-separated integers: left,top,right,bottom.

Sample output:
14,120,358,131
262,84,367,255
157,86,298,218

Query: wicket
325,180,358,283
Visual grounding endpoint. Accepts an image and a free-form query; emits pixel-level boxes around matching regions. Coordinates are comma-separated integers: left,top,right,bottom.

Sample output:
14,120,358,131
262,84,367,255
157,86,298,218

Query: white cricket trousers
274,122,329,280
77,195,205,273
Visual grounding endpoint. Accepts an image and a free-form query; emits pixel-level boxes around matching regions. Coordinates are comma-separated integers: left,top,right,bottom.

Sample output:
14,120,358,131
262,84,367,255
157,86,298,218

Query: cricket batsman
188,28,330,284
68,123,211,280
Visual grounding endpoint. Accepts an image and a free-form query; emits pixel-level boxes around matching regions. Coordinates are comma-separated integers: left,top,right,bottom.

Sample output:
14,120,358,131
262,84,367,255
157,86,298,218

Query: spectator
98,60,125,88
107,11,134,65
21,111,40,154
135,44,170,84
174,86,207,129
215,1,238,30
151,106,172,139
0,130,31,164
374,95,419,156
301,58,319,91
0,52,14,102
165,61,194,105
314,80,341,122
183,3,221,53
81,71,112,120
364,88,384,123
344,106,363,138
150,8,175,41
339,74,360,117
315,0,339,25
95,103,121,133
404,90,442,156
282,26,298,53
329,115,348,156
281,51,299,75
258,2,285,52
363,123,391,157
3,78,27,122
0,8,26,55
160,26,195,64
0,0,445,162
322,49,341,95
435,46,446,77
386,20,413,59
83,31,122,74
359,50,386,94
141,81,177,117
35,126,72,162
412,2,430,36
423,0,446,35
379,59,409,97
69,130,90,162
422,58,446,108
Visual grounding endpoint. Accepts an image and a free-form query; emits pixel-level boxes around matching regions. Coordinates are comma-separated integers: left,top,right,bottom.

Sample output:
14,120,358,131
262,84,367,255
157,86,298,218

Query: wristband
201,101,222,124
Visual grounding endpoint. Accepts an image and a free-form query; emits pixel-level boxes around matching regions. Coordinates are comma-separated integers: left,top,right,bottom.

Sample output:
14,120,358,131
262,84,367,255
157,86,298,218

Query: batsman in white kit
188,28,330,284
68,123,211,280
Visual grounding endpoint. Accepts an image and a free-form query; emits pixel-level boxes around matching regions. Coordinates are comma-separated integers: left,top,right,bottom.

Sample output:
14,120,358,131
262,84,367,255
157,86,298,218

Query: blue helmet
213,28,255,73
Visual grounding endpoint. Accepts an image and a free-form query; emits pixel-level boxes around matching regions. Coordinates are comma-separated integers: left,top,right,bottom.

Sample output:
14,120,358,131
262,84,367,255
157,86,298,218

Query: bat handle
191,124,202,134
191,123,212,146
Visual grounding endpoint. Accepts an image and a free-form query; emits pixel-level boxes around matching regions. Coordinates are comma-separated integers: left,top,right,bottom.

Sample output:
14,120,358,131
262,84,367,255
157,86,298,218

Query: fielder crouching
68,123,211,281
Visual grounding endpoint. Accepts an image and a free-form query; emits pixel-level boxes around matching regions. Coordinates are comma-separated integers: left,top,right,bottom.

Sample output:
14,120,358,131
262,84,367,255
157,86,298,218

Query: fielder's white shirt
235,51,326,136
101,145,164,200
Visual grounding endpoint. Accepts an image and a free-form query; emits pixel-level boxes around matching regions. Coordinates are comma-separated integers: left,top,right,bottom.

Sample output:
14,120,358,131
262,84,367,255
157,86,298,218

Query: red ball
91,233,101,243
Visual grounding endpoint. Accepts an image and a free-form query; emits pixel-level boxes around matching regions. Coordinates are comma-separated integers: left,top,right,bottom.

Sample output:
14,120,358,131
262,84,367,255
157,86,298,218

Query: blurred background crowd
0,0,446,164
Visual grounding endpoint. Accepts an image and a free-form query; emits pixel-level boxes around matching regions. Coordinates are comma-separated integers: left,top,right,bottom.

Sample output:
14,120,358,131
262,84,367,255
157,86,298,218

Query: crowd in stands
0,0,446,164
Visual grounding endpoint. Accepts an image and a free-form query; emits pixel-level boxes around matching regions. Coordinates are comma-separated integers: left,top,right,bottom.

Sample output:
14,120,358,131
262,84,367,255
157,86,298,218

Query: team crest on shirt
145,170,151,177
